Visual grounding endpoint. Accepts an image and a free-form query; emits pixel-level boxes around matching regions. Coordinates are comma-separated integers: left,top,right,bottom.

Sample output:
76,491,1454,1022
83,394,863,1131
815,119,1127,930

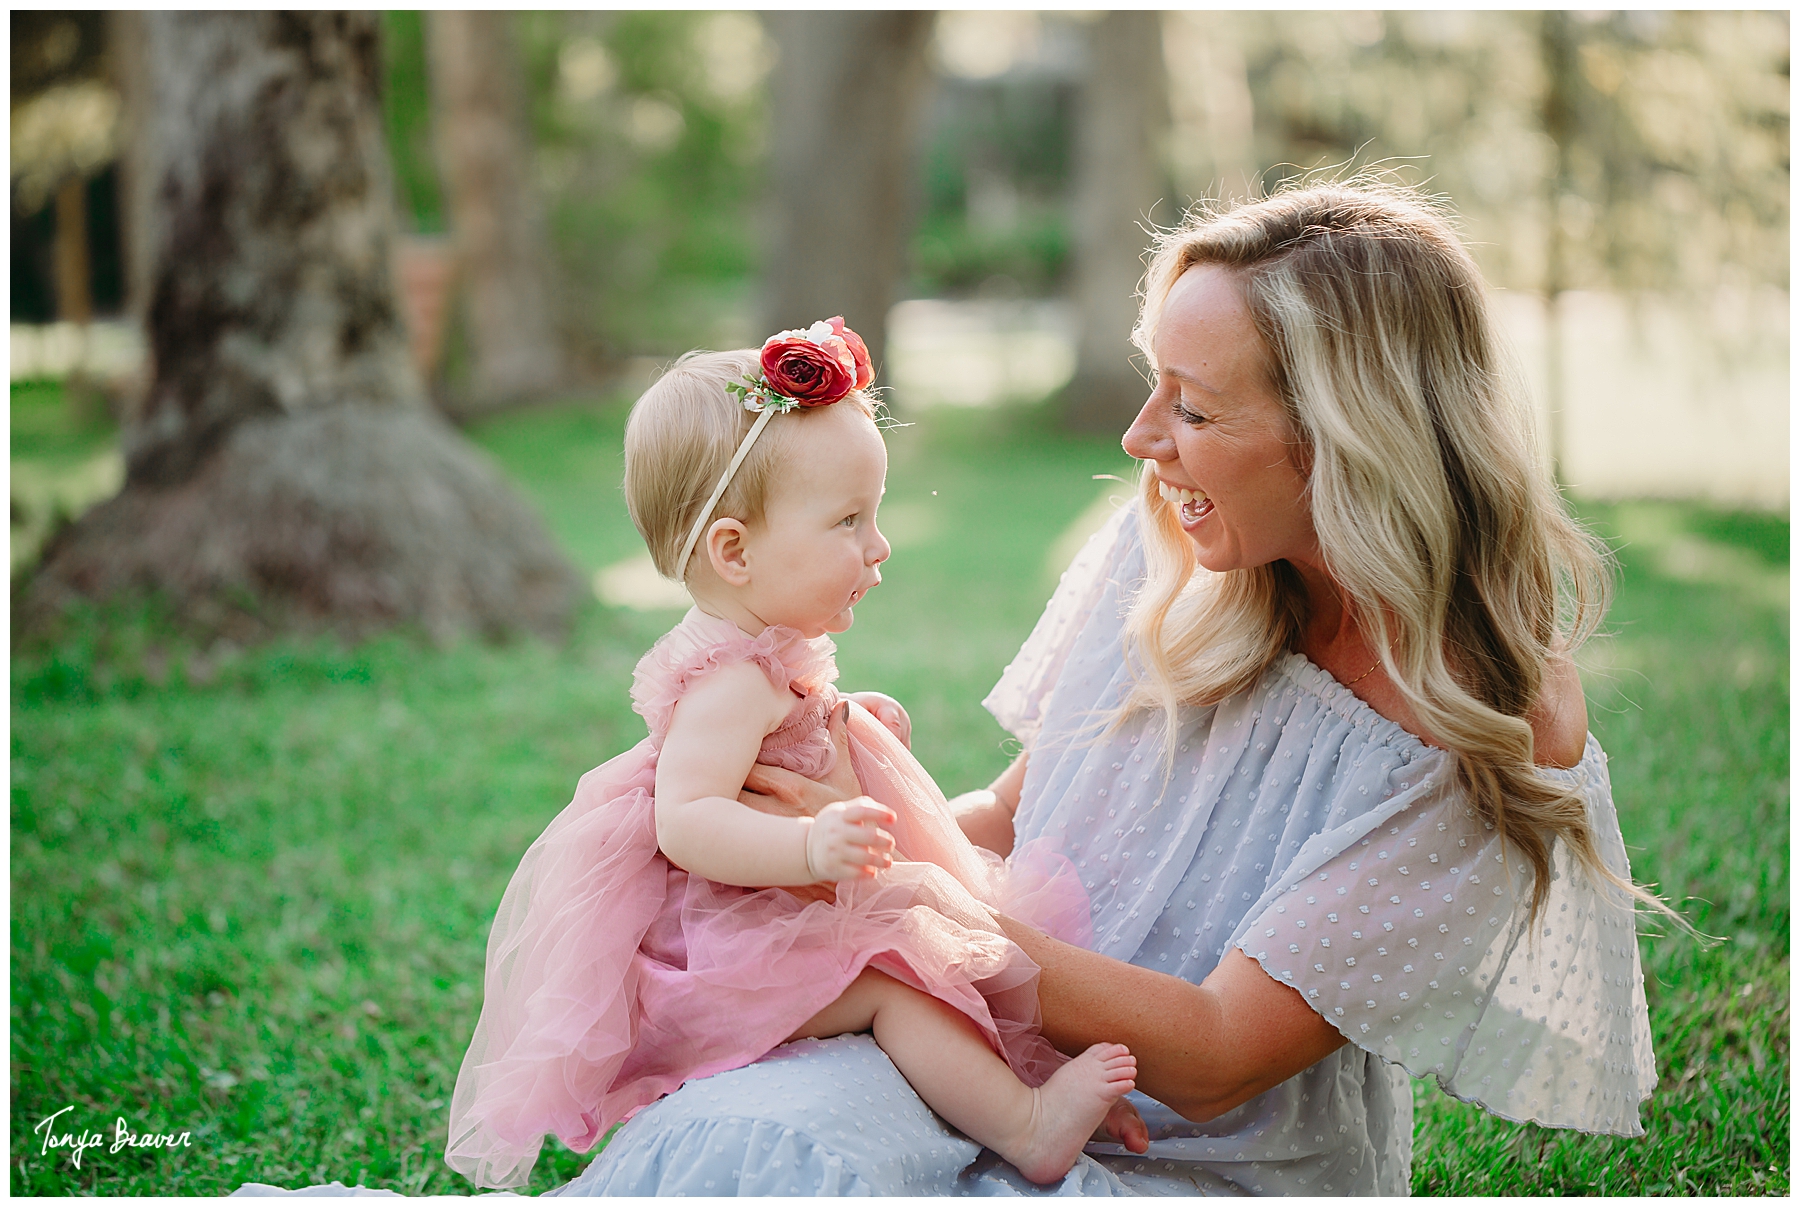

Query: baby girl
444,319,1140,1190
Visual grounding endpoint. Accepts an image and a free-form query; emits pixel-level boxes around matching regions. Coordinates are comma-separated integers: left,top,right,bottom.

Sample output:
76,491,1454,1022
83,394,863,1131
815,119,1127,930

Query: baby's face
739,404,891,638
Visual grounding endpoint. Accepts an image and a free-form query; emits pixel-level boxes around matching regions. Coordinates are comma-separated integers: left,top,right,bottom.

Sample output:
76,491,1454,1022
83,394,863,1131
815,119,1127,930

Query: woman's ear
706,517,753,587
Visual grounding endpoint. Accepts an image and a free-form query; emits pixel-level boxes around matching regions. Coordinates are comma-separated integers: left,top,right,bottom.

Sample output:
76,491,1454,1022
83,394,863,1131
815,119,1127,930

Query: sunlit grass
10,392,1787,1194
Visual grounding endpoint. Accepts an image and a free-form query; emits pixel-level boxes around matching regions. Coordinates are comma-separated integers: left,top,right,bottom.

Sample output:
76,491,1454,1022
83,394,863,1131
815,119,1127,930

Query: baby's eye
839,514,858,527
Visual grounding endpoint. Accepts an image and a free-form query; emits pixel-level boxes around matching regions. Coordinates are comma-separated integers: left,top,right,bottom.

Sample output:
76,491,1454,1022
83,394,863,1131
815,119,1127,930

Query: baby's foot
1093,1095,1150,1154
1004,1043,1137,1185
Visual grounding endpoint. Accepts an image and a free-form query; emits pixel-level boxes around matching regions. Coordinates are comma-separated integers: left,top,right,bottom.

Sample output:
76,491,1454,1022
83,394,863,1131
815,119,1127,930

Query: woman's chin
1189,540,1245,576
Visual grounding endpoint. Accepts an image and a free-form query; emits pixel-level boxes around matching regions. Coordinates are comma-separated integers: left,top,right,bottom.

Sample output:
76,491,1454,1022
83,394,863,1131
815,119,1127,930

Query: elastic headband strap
675,406,776,583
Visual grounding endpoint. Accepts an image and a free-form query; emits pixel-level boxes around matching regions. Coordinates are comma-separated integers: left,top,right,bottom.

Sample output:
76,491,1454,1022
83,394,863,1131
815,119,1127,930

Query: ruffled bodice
445,608,1091,1191
630,608,845,778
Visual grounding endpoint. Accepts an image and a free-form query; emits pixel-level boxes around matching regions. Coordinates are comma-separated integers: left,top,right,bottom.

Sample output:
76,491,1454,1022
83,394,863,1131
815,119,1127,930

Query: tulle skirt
444,703,1091,1190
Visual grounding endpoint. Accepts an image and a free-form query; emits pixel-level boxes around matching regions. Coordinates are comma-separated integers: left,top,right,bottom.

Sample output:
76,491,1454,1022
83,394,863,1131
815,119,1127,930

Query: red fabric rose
760,332,856,406
828,316,874,390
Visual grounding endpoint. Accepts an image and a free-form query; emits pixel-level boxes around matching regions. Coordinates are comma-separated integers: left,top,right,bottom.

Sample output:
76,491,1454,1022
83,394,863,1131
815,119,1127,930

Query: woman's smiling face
1122,263,1319,576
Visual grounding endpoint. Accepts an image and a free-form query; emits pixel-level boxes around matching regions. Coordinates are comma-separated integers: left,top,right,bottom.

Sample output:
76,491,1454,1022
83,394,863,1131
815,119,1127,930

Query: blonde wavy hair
1122,180,1645,924
624,349,876,580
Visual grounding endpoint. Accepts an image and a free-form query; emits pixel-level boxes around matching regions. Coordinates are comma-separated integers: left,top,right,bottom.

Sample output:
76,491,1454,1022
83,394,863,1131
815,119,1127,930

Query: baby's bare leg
790,969,1137,1185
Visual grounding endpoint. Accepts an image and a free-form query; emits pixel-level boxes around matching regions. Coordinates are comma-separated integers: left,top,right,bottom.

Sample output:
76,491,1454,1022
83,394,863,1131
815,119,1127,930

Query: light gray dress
561,501,1657,1196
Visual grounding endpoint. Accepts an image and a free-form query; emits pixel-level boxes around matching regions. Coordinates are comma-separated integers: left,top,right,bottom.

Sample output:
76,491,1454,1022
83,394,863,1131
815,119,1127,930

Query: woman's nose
1122,389,1173,462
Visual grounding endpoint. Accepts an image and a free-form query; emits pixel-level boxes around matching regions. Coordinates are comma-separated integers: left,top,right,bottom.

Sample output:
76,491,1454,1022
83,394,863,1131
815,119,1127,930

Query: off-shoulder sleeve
983,499,1134,745
1234,736,1655,1136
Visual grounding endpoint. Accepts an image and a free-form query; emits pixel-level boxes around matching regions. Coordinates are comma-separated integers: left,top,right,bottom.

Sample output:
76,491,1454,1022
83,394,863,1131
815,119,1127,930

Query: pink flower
760,327,857,406
827,316,874,390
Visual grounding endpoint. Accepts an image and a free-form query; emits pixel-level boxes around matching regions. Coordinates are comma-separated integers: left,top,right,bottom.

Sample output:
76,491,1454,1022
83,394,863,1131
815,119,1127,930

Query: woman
560,182,1660,1195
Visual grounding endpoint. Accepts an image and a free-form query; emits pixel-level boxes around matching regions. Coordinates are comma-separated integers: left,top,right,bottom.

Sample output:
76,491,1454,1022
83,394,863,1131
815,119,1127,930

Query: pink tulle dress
444,607,1093,1189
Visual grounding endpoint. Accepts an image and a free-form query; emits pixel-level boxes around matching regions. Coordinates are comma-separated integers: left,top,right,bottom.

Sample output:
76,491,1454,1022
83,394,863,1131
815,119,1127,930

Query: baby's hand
805,798,896,883
847,691,911,748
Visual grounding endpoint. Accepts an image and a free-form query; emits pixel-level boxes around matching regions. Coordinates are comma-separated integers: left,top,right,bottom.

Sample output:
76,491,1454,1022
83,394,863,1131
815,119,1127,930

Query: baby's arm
656,662,894,887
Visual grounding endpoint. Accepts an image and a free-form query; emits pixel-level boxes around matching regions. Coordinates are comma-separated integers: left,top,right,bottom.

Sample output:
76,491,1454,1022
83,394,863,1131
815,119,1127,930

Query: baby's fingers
849,828,895,863
842,800,897,827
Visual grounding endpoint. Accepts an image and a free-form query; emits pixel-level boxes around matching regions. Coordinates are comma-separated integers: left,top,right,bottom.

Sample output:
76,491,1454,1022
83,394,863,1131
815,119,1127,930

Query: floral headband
676,317,874,582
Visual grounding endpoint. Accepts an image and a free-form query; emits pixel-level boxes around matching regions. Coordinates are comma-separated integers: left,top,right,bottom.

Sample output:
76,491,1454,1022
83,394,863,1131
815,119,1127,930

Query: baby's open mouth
1156,480,1212,524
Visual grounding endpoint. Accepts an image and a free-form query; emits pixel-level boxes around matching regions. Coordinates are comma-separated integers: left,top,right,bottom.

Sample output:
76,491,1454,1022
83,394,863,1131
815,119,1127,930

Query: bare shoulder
1530,654,1589,769
670,658,792,735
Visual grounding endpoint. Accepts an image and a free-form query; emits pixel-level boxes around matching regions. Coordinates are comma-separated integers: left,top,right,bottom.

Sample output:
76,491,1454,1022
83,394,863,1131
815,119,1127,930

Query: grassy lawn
10,387,1788,1195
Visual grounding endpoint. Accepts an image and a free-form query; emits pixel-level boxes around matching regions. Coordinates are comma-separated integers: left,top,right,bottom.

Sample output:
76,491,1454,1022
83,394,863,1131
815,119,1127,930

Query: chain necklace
1343,658,1383,686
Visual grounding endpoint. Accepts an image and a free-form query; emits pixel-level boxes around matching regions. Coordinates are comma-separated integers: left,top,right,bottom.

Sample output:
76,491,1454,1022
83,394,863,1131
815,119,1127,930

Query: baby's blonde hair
624,349,877,580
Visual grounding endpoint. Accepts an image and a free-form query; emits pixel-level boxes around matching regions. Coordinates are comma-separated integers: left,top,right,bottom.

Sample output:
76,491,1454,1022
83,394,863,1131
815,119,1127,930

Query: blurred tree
1061,11,1169,432
1193,11,1787,297
20,12,579,644
107,9,156,325
497,12,771,367
1540,10,1579,477
1531,11,1788,294
910,16,1080,298
759,11,935,380
427,11,568,410
10,12,124,324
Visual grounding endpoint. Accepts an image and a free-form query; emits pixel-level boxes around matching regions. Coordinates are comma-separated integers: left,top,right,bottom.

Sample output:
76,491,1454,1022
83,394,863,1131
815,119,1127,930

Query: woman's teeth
1156,480,1211,522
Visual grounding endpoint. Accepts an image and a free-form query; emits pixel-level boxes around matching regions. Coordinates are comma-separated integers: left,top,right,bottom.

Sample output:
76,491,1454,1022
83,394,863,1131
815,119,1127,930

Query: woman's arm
657,664,893,886
950,751,1028,855
997,918,1347,1123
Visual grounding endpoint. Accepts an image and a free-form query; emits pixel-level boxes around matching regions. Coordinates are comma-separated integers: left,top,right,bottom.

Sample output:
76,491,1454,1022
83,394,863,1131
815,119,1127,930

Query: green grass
1410,498,1790,1195
11,391,1788,1195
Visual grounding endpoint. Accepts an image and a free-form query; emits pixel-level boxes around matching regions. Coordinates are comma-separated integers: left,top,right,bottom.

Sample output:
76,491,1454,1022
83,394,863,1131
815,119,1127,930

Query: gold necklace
1343,658,1382,686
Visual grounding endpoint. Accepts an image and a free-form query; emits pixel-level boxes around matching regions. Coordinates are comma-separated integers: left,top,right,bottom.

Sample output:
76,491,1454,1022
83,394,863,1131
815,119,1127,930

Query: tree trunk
20,12,579,645
53,176,93,324
426,11,566,410
108,9,158,333
1540,10,1577,484
1061,12,1169,433
759,11,934,382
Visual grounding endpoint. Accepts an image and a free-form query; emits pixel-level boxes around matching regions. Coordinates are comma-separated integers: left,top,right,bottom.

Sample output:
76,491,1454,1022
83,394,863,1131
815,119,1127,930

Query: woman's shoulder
1529,655,1589,770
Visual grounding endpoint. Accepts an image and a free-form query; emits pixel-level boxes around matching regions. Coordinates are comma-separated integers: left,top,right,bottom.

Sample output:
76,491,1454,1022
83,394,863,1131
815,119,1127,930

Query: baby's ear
705,518,753,586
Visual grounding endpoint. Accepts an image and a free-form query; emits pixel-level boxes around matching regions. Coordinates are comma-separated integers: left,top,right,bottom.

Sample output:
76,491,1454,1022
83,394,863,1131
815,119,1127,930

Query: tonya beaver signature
33,1105,193,1170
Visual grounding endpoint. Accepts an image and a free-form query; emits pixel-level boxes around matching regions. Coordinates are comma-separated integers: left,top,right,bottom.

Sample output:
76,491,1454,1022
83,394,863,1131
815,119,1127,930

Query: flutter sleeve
1233,735,1656,1135
630,609,836,741
983,498,1134,745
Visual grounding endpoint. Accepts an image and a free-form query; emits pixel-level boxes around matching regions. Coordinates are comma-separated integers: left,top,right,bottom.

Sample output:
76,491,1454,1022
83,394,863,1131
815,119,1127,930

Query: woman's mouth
1156,480,1213,525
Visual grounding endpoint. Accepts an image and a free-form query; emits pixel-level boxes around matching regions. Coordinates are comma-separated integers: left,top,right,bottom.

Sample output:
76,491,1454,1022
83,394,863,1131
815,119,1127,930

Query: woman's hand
846,690,911,747
804,799,896,882
739,701,860,818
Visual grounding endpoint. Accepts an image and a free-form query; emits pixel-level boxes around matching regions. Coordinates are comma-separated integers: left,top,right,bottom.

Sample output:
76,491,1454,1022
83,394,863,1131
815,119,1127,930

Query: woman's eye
1172,398,1208,426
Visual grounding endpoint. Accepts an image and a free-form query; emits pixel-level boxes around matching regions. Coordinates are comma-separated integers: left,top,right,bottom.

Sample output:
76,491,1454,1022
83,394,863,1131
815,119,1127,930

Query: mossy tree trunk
20,12,579,645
